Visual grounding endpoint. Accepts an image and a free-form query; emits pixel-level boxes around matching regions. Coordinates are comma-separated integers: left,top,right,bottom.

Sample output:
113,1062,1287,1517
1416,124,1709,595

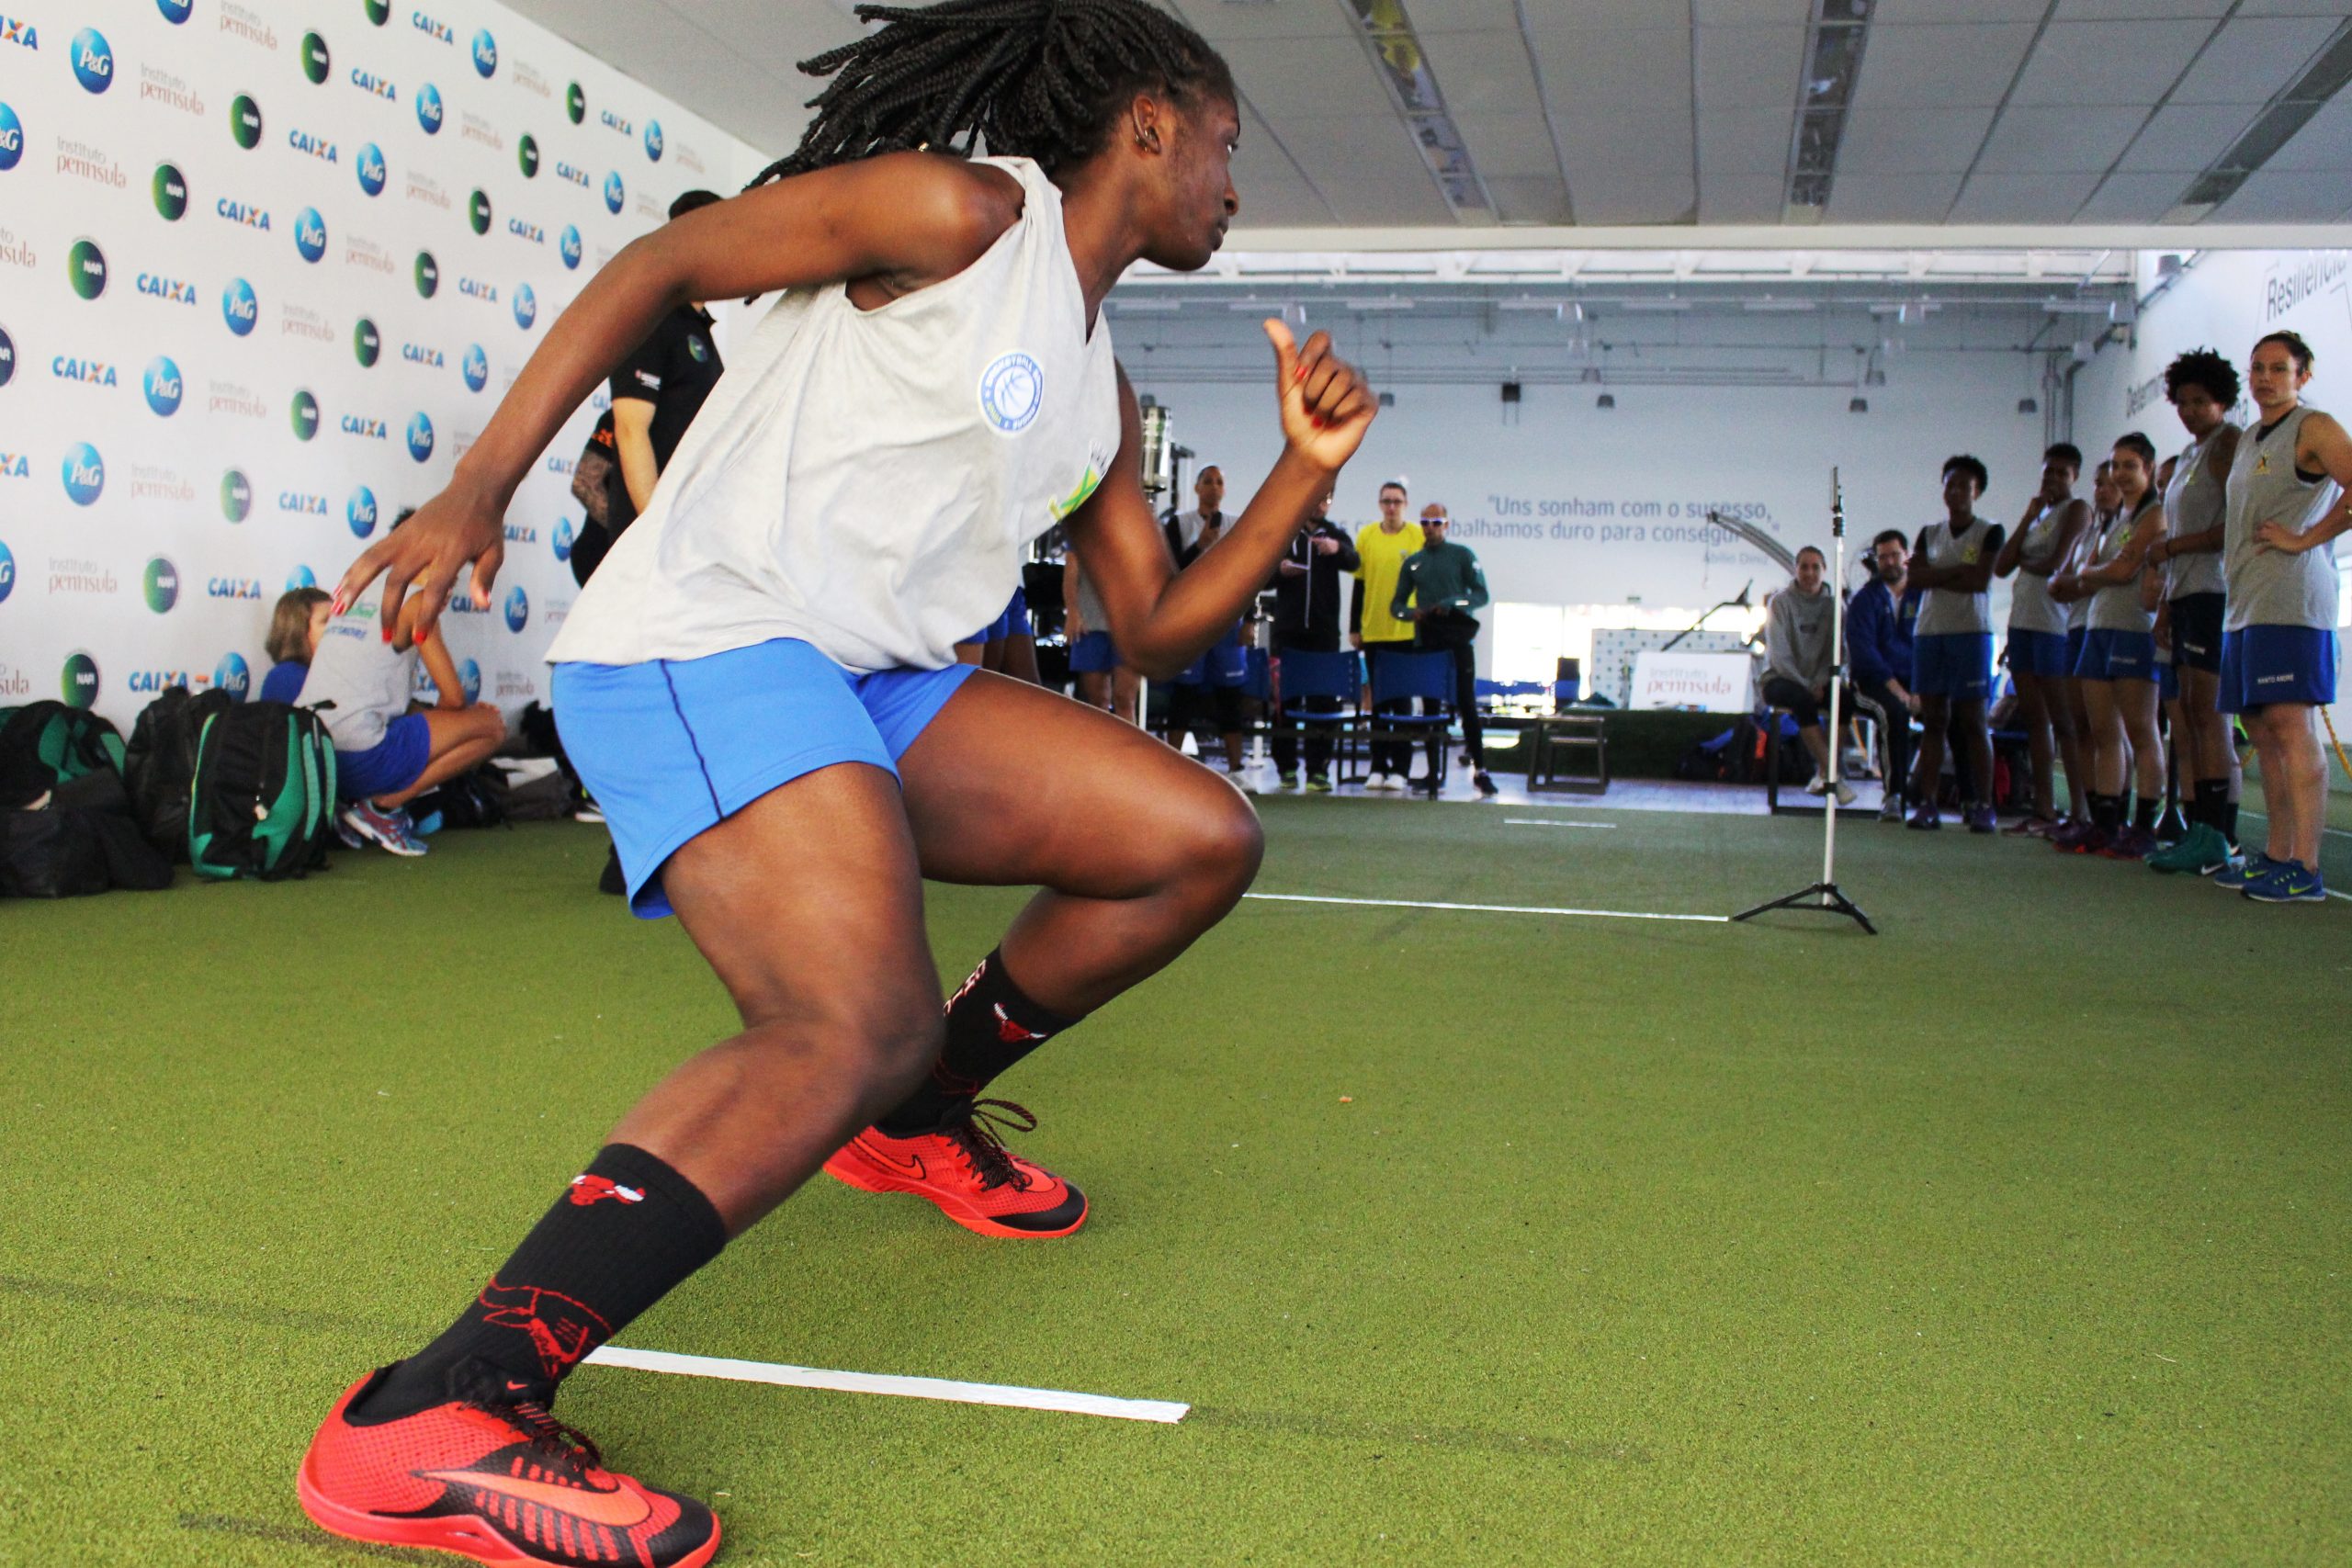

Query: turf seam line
582,1344,1189,1423
1243,892,1729,922
1502,818,1618,829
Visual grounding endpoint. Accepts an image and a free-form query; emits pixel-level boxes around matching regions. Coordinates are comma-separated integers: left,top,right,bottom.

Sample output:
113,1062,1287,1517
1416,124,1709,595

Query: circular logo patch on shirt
978,351,1044,435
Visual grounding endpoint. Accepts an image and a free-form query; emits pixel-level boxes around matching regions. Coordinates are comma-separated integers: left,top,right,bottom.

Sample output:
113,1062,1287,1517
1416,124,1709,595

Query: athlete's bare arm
2256,411,2352,552
1067,321,1373,680
2026,500,2091,578
2079,507,2165,588
336,153,1027,643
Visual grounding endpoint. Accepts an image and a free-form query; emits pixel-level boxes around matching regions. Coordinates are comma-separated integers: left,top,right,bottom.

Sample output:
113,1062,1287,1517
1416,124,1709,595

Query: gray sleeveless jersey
2224,405,2343,631
2008,502,2072,635
2087,499,2156,634
2164,426,2231,600
299,585,420,751
1916,515,1996,637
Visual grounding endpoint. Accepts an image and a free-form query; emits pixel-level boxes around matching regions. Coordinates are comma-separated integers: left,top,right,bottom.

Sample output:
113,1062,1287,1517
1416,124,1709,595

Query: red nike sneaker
823,1098,1088,1238
298,1369,719,1568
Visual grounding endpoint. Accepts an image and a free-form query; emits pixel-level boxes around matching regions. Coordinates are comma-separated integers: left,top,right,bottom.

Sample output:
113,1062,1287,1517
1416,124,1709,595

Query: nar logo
553,161,589,188
402,342,445,368
138,272,198,305
277,491,327,515
1,17,37,51
208,577,264,601
350,68,395,100
341,414,388,439
217,197,271,230
51,356,119,386
507,217,544,244
287,128,338,163
413,10,454,44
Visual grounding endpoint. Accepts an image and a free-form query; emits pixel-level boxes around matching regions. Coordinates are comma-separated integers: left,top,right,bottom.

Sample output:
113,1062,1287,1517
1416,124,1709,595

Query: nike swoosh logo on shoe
422,1470,653,1529
856,1138,926,1180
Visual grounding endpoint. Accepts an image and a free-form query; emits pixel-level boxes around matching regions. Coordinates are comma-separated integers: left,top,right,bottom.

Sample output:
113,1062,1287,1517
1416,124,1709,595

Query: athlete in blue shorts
302,6,1379,1563
1994,444,2091,833
2053,435,2167,858
1905,456,2006,831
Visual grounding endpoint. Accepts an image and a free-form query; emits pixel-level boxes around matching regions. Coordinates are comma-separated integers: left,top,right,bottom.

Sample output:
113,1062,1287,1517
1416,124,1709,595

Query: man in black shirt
1267,489,1360,789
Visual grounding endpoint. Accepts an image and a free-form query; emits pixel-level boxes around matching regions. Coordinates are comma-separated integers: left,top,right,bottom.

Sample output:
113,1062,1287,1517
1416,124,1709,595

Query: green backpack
187,702,340,880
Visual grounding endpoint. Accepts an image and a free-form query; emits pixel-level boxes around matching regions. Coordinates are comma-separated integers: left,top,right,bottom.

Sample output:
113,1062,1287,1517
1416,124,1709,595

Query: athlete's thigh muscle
898,671,1245,894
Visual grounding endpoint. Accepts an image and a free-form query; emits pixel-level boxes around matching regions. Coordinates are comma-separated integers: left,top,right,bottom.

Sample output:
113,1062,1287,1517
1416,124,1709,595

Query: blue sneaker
2211,851,2270,892
338,799,428,857
2243,859,2327,903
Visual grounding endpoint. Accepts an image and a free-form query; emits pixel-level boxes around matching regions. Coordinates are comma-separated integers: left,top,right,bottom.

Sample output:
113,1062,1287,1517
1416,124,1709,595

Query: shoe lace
942,1099,1038,1192
492,1395,606,1475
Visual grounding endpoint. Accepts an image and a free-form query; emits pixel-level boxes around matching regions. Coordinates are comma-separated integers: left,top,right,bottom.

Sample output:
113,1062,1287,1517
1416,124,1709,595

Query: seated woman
301,521,508,854
258,587,332,705
1761,546,1856,804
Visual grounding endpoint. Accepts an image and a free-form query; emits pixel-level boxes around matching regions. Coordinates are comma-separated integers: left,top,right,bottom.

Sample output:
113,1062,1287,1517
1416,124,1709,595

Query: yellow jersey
1354,522,1425,644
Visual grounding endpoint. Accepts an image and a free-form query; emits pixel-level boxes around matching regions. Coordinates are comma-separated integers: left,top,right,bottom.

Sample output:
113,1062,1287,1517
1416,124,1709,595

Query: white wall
0,0,763,731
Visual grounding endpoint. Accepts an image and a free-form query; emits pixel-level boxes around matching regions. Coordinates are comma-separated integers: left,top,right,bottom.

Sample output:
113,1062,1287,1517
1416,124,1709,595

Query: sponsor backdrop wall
0,0,763,728
2074,248,2352,746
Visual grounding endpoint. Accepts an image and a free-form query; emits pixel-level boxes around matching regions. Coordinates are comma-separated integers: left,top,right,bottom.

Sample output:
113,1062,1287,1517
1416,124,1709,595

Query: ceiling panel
1870,0,2052,20
1484,175,1574,225
2075,171,2195,221
2264,101,2352,173
1698,109,1796,175
2226,0,2352,14
2114,102,2262,172
1258,115,1437,187
1567,172,1698,226
1826,172,1968,223
2007,20,2216,106
1408,0,1528,35
1556,107,1696,175
1853,25,2041,108
1526,28,1696,108
1163,0,1358,42
1228,177,1338,228
1698,173,1787,223
664,0,861,63
1693,0,1814,23
1522,0,1679,27
1695,26,1805,109
1452,114,1566,179
2053,0,2231,16
1975,107,2151,173
1419,29,1542,116
1836,107,2002,175
2214,165,2352,221
2167,17,2345,105
1316,175,1460,226
1949,170,2107,222
1217,36,1385,117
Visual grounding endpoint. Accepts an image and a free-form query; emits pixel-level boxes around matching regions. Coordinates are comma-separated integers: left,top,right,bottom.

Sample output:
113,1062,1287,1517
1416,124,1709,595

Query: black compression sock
2222,798,2240,843
2191,778,2225,831
876,950,1077,1135
2092,793,2122,831
2134,795,2159,832
357,1145,727,1420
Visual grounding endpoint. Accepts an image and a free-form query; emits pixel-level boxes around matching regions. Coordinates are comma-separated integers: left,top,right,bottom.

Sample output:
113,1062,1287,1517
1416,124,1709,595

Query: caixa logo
62,442,104,504
208,575,263,601
71,27,111,94
351,69,395,101
461,343,488,391
356,142,387,196
414,83,443,134
142,356,183,416
603,171,625,213
346,485,378,537
401,341,443,369
51,356,117,386
222,276,258,335
560,225,582,270
142,555,179,612
514,284,537,330
62,652,100,708
554,160,588,188
503,522,538,542
294,207,327,263
0,101,21,172
471,28,496,77
503,585,528,632
1,17,30,50
552,519,574,562
413,11,454,44
217,197,271,230
288,128,338,164
277,490,327,516
341,412,386,440
645,120,663,163
406,411,434,462
0,451,26,479
213,651,251,701
458,276,497,303
507,217,544,244
599,107,632,137
127,668,192,695
140,272,198,307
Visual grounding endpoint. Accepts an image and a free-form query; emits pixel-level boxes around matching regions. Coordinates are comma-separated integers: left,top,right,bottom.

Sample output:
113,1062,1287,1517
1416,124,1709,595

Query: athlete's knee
1169,787,1264,899
738,985,943,1087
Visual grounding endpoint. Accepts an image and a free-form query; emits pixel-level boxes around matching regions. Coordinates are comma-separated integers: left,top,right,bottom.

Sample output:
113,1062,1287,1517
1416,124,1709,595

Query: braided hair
750,0,1235,186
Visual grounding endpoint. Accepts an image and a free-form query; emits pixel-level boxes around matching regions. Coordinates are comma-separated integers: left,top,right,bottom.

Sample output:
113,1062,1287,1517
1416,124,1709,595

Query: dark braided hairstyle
749,0,1235,186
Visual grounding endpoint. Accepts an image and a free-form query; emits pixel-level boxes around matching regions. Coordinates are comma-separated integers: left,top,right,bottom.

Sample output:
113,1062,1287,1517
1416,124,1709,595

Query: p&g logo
222,276,258,334
513,283,537,330
62,441,105,505
294,207,327,263
560,225,581,270
214,652,251,700
406,411,435,461
347,486,378,537
156,0,194,23
414,83,443,134
142,356,183,416
0,101,20,172
645,120,663,162
356,142,387,196
603,170,624,213
471,28,496,77
71,27,111,94
503,585,528,631
0,537,13,603
552,519,574,562
461,343,487,391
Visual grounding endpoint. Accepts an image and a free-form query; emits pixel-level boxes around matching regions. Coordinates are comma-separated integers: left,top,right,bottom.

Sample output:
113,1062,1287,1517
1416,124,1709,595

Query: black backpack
124,686,238,861
0,701,129,808
187,703,340,880
0,704,172,898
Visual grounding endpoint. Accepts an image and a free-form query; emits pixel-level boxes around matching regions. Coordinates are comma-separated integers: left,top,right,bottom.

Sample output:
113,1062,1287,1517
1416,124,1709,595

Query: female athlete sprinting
295,6,1374,1564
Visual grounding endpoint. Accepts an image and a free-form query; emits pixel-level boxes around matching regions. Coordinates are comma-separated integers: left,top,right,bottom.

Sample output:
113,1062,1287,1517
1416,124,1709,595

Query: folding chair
1369,649,1456,796
1271,649,1369,785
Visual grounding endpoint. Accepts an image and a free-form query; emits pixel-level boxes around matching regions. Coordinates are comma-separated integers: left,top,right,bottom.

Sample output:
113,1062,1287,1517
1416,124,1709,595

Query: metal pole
1820,469,1845,899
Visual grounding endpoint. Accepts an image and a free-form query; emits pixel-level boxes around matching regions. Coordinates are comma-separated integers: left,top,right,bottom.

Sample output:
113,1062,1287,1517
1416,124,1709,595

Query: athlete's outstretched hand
1264,319,1375,471
333,480,506,649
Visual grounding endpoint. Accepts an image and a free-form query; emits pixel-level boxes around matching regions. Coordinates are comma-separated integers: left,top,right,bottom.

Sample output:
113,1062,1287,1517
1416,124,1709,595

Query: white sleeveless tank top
548,157,1124,673
300,583,420,752
1916,515,1996,637
2007,502,2071,636
2164,427,2230,601
2223,405,2343,633
2087,498,2156,635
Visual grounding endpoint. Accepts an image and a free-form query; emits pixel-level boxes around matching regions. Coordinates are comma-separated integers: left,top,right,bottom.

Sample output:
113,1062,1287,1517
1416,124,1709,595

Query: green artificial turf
2,801,2347,1565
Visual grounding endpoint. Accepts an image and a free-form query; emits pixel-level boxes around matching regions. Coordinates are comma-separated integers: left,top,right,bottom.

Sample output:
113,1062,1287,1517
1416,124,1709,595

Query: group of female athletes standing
1994,332,2348,903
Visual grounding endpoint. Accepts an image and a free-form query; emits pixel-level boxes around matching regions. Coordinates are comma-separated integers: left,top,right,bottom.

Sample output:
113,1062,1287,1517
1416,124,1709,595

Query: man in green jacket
1393,505,1498,796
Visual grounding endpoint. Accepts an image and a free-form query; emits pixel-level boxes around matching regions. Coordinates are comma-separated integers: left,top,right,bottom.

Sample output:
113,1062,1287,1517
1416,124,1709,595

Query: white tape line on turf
1503,818,1618,829
583,1345,1189,1424
1243,893,1728,923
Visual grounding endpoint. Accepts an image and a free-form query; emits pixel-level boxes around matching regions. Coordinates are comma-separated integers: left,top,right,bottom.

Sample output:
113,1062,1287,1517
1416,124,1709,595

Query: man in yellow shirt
1351,479,1424,790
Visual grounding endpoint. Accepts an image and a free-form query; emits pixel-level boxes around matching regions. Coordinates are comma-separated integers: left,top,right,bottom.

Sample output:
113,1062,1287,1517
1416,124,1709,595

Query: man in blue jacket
1848,529,1923,822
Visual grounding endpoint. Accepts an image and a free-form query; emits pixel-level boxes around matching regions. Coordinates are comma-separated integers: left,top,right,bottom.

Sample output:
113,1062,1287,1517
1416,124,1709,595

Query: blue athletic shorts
1069,629,1121,674
336,712,430,803
2007,628,2071,679
551,638,976,918
2219,625,2340,713
1912,632,1992,701
1176,624,1248,688
962,587,1031,646
2065,625,2088,677
2076,627,2156,682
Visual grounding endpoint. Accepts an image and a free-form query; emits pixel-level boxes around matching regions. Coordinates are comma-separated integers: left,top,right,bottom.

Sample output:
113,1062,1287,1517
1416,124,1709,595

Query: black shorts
1761,675,1823,728
2170,592,2224,674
